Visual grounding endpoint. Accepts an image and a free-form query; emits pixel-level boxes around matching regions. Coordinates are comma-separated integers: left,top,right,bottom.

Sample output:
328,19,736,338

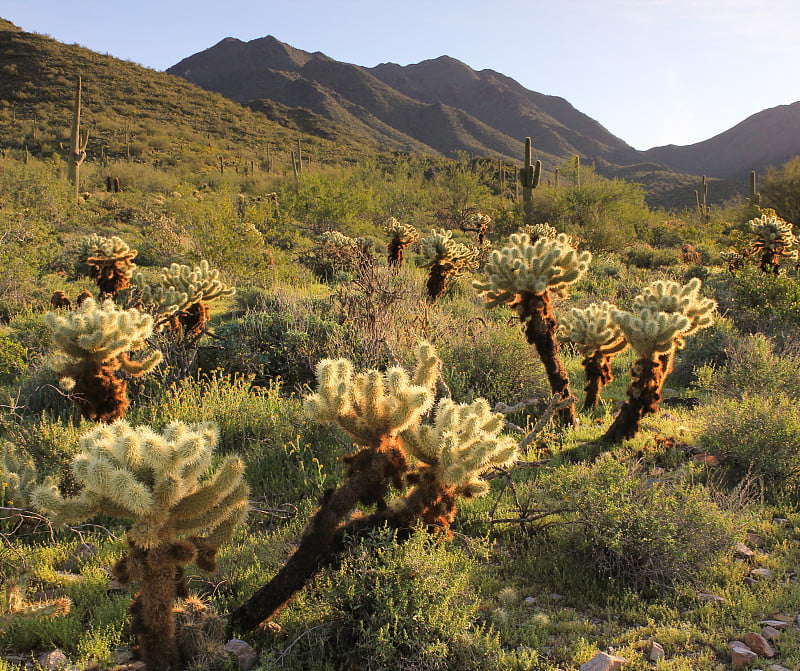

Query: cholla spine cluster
420,229,479,273
474,232,591,305
557,301,626,358
32,420,248,550
383,217,420,246
304,341,439,446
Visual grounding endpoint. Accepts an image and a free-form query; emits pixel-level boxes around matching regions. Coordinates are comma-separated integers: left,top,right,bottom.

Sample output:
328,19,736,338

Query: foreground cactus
0,569,71,635
77,234,137,297
0,441,37,510
231,343,440,632
474,232,592,425
45,298,162,422
420,229,479,302
383,217,420,267
602,279,715,442
32,421,248,670
135,260,235,337
750,213,798,274
557,302,628,409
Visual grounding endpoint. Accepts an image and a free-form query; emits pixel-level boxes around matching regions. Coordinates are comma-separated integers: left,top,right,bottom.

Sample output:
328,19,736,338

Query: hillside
640,102,800,180
0,20,379,177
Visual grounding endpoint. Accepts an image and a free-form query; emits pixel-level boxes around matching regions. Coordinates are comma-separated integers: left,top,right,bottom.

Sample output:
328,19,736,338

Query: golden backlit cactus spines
383,217,420,267
749,213,799,273
557,302,628,409
402,398,518,498
518,222,562,244
611,308,690,362
474,233,591,304
420,229,479,301
304,342,439,446
77,234,138,297
45,298,162,421
474,232,590,425
32,420,248,670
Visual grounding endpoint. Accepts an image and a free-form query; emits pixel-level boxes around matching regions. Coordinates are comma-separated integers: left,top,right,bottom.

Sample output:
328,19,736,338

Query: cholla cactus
32,420,248,671
0,570,71,635
518,222,566,245
474,233,592,425
77,234,137,297
135,260,235,337
719,249,745,272
173,596,229,670
301,230,371,280
463,211,492,245
750,213,799,274
231,342,441,632
602,279,716,442
1,442,37,509
383,217,420,267
398,399,517,531
420,229,479,302
557,302,627,409
45,298,162,422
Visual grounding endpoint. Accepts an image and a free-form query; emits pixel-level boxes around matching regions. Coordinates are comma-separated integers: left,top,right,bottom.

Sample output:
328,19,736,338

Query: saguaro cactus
33,421,248,670
519,137,542,226
420,229,479,302
694,175,710,224
230,343,440,632
749,213,798,274
67,76,89,201
557,301,627,409
602,279,715,442
747,170,761,210
135,260,235,337
474,232,592,425
77,234,137,298
383,217,420,268
45,298,162,422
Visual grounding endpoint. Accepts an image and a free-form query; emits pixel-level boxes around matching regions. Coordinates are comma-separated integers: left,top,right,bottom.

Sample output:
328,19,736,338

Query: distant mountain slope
640,102,800,180
167,36,628,164
0,20,378,172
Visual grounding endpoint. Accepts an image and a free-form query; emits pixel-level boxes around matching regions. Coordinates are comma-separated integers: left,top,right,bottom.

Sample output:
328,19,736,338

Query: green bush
699,393,800,501
623,245,680,269
670,316,736,386
533,456,740,594
264,529,501,670
0,332,26,384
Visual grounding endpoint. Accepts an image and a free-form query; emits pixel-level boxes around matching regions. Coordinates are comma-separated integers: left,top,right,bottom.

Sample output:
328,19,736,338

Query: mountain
167,36,630,165
168,35,800,185
0,20,378,175
639,102,800,180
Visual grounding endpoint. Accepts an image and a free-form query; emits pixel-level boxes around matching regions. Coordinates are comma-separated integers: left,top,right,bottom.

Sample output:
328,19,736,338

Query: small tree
474,232,591,425
602,279,715,442
32,421,248,670
383,217,419,268
749,212,798,274
420,229,479,302
557,301,627,409
45,298,162,422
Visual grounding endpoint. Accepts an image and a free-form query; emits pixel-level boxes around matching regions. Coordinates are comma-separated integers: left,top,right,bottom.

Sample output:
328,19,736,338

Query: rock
579,651,627,671
729,641,757,668
108,578,128,591
743,576,759,587
550,592,564,601
649,641,665,661
60,542,98,572
744,632,774,657
759,620,789,630
524,596,537,606
224,639,258,671
697,592,727,603
769,613,792,623
767,665,790,671
747,532,765,547
37,650,68,671
771,518,789,526
761,625,781,640
734,542,755,559
750,568,773,579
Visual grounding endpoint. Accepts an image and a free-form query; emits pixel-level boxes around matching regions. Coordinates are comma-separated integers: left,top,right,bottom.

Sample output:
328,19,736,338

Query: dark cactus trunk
426,263,448,302
602,355,669,443
179,301,210,338
229,436,408,632
582,351,613,410
88,258,131,298
387,239,404,268
517,292,576,425
64,360,129,422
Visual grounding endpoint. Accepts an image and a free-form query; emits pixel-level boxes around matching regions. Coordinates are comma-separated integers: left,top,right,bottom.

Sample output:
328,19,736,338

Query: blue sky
3,0,799,150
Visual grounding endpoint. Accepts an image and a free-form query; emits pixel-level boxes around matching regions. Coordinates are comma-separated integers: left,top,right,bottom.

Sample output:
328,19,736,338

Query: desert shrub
698,394,800,501
707,334,800,400
714,266,800,335
623,244,680,269
0,333,26,384
670,315,736,386
439,321,549,407
533,456,740,594
264,528,501,671
761,156,800,225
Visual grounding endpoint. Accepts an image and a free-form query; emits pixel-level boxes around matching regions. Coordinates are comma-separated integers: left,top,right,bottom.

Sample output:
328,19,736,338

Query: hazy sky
3,0,799,150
